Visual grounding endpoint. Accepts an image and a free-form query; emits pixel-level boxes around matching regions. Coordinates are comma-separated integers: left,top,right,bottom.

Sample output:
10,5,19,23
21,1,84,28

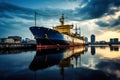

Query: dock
0,43,36,50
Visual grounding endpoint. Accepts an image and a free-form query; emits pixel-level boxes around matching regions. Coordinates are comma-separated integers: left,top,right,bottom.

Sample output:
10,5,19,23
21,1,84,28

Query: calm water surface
0,46,120,80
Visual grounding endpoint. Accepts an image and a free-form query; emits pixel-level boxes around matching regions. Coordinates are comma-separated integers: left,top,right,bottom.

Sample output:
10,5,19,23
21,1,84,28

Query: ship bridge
53,14,73,34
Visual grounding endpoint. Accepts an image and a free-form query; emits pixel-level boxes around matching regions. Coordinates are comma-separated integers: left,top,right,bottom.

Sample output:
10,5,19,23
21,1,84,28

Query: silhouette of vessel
29,46,84,71
29,13,84,49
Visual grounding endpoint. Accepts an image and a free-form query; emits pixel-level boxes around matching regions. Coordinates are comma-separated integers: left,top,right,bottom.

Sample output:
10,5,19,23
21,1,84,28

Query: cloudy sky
0,0,120,41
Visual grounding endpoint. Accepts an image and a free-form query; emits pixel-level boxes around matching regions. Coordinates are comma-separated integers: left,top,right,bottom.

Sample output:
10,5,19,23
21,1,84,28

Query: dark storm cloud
96,16,120,28
0,2,33,13
0,2,35,38
0,0,120,38
1,0,120,21
74,0,120,20
0,2,63,20
36,0,120,21
36,8,62,19
0,2,35,19
59,0,120,22
1,0,120,20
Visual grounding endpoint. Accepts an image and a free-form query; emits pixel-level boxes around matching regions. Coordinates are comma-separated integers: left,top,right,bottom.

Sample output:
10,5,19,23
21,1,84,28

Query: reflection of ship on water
29,46,84,71
29,48,66,71
59,49,84,80
29,46,84,80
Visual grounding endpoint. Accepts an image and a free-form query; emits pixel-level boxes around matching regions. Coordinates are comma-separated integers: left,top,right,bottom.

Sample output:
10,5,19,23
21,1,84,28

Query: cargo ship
29,14,84,49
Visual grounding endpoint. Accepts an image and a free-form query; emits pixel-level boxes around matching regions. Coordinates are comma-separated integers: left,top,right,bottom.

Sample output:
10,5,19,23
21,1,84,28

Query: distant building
8,36,22,43
5,38,14,43
84,37,88,44
0,38,14,43
110,39,114,43
114,38,118,43
25,38,36,44
99,41,106,44
110,38,119,44
27,40,36,44
25,38,31,42
0,36,22,43
91,34,95,43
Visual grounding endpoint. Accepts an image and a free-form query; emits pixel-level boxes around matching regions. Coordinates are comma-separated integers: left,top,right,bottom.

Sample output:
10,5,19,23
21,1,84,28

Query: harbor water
0,46,120,80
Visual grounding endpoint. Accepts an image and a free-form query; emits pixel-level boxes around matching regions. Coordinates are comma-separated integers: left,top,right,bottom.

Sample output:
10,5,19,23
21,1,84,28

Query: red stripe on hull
36,44,84,50
37,45,70,49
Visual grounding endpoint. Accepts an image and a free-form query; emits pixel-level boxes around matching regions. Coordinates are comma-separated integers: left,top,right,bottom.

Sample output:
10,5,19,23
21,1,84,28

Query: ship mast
75,25,81,35
75,25,78,34
34,11,37,26
60,14,64,25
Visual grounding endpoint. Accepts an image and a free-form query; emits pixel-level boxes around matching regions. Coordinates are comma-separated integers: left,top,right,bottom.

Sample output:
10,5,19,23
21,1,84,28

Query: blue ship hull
30,26,84,49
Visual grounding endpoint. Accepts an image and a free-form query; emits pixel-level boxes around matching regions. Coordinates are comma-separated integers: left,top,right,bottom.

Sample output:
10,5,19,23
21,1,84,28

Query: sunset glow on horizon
96,31,120,42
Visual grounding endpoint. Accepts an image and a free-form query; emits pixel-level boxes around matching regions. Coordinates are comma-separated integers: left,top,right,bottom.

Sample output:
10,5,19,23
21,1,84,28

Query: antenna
34,11,37,26
75,24,78,34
